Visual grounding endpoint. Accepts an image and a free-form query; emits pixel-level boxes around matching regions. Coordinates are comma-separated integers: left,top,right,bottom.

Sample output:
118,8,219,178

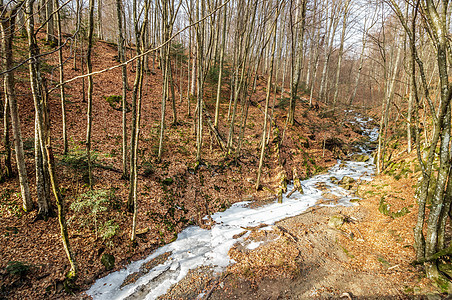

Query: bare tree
86,0,95,188
116,0,128,178
0,1,33,212
288,0,307,125
256,0,279,190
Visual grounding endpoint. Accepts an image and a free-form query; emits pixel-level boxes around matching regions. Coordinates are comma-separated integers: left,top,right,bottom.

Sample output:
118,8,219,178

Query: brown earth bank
0,37,442,299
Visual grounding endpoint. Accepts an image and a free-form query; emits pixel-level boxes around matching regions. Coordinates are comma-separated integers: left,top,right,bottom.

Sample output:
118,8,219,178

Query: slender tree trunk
128,0,147,212
214,3,227,129
116,0,128,178
73,0,82,70
227,0,258,153
332,0,350,114
45,0,55,44
41,85,78,279
1,8,33,212
130,0,148,242
26,0,52,217
86,0,95,188
288,0,307,125
348,15,371,106
169,61,177,125
97,0,103,39
256,3,278,190
376,40,402,174
318,2,340,103
2,96,12,178
55,0,68,154
195,0,204,162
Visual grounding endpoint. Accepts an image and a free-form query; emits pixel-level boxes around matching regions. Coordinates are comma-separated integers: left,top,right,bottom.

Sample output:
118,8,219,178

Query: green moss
434,274,452,293
379,196,410,218
377,255,390,268
162,177,174,186
340,246,354,258
6,261,31,276
101,254,115,271
104,95,130,112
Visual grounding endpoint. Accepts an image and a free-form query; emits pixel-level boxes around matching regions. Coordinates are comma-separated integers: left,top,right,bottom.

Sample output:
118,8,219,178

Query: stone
328,215,344,228
350,154,370,162
339,176,355,190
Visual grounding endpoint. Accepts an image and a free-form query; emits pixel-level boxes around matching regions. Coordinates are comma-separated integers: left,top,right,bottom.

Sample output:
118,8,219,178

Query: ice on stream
87,113,378,300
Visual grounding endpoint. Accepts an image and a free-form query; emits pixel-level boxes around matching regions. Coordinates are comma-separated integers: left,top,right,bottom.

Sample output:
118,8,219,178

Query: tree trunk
41,87,78,280
45,0,55,44
332,0,350,114
26,0,52,217
97,0,103,39
376,41,402,174
130,0,148,242
214,2,227,129
2,96,12,178
116,0,128,178
1,8,33,212
288,0,307,125
256,3,278,190
86,0,95,188
55,0,68,154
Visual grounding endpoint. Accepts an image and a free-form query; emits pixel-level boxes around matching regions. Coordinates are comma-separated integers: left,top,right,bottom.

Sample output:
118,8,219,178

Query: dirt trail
159,171,442,300
158,205,406,299
210,205,406,299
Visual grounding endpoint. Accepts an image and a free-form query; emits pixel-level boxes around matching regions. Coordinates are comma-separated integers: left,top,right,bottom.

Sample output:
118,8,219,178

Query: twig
48,0,232,94
204,272,230,300
276,225,299,242
286,187,297,198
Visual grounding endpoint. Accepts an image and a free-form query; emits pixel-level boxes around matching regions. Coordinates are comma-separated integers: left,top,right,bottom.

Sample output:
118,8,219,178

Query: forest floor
0,38,444,299
158,125,444,300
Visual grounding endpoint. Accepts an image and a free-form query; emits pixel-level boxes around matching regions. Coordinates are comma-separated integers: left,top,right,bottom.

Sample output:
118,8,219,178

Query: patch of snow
246,241,264,250
87,113,378,300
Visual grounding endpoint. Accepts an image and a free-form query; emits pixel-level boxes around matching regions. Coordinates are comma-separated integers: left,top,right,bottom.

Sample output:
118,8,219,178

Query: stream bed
87,113,378,300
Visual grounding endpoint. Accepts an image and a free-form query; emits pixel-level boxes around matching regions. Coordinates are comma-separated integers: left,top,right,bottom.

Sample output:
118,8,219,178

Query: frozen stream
87,113,378,300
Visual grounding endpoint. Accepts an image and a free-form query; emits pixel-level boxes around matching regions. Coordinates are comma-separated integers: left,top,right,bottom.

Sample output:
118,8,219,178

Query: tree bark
86,0,95,188
1,5,33,212
256,2,278,190
116,0,128,178
26,0,52,217
55,0,68,154
288,0,307,125
2,95,12,178
214,2,227,129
